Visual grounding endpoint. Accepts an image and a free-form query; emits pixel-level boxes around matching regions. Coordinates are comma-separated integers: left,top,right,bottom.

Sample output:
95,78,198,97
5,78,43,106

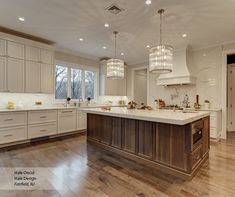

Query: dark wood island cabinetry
87,113,210,180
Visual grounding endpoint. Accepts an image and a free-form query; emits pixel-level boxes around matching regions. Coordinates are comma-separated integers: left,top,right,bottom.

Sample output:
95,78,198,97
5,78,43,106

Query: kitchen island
82,107,210,180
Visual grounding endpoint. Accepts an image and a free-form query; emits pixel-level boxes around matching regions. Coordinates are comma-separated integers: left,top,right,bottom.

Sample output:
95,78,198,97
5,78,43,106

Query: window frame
55,60,99,101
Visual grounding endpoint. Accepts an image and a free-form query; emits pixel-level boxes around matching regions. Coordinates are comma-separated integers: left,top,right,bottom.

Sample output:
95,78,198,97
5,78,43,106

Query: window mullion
67,67,71,98
82,70,85,100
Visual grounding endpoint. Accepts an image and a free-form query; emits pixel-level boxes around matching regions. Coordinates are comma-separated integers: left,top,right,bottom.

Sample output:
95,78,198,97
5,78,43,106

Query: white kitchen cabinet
41,49,54,64
0,39,6,56
25,61,41,93
25,45,40,62
58,109,77,134
7,41,24,59
41,63,54,93
0,112,27,128
28,122,57,139
7,58,24,92
77,111,87,131
0,57,6,92
99,60,127,96
28,110,57,125
210,111,222,139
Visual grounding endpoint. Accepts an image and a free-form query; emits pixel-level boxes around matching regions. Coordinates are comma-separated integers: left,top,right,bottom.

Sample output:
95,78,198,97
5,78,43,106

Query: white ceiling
0,0,235,65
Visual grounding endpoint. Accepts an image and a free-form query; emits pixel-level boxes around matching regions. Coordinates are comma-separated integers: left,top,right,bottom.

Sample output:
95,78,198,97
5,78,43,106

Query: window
55,65,68,99
85,70,95,99
55,64,97,100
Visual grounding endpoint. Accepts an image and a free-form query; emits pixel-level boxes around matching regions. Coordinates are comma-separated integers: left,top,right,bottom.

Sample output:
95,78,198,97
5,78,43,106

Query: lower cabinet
28,122,57,139
111,117,122,149
77,111,87,131
58,109,77,134
0,126,27,144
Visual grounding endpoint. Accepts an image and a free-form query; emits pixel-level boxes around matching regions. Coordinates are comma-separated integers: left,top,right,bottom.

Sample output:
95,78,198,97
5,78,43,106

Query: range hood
156,48,196,86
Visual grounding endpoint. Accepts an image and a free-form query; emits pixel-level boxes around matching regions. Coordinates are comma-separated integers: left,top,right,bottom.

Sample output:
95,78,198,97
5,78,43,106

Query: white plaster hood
156,48,196,86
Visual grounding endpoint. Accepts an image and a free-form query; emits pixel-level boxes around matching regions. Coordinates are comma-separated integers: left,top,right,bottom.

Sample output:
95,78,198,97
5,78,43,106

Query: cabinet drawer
28,122,57,139
0,126,27,144
0,112,27,128
58,109,76,115
28,110,57,124
190,144,202,169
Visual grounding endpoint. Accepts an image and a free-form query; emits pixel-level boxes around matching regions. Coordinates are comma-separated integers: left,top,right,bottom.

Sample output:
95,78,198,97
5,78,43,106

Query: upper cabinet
7,41,24,59
99,60,127,96
41,49,54,64
0,39,6,56
25,46,40,62
0,34,55,94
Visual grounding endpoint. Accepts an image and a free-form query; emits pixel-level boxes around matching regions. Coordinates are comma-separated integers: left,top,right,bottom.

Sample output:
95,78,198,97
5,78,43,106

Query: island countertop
81,107,210,125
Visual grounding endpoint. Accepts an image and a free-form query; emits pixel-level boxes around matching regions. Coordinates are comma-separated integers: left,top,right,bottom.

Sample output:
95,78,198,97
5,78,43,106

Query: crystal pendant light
106,31,124,79
149,9,173,74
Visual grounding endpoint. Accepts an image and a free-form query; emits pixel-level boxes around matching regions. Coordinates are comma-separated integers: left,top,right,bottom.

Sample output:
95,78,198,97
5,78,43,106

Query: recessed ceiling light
104,23,109,27
203,53,207,57
102,46,107,49
18,17,25,22
145,0,152,5
79,38,84,41
146,45,150,48
121,52,124,56
182,34,187,38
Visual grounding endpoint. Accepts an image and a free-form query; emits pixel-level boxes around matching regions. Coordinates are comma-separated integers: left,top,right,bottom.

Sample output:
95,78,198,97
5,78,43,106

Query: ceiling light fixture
146,45,150,48
18,17,25,22
102,46,107,49
145,0,152,5
121,52,124,56
106,31,124,79
104,23,109,27
149,9,173,74
182,34,187,38
79,38,84,41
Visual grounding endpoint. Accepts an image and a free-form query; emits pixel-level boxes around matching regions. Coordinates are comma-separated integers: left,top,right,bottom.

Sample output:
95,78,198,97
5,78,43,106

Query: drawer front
190,145,202,169
28,122,57,139
58,109,76,116
28,110,57,124
0,126,27,144
0,112,27,128
58,115,77,133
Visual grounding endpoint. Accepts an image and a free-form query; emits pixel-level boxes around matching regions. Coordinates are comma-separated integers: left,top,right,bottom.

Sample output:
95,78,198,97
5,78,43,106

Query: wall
134,69,147,104
127,45,224,109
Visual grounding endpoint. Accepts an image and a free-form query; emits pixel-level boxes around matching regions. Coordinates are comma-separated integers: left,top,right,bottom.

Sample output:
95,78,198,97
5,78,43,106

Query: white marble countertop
81,107,211,125
0,104,125,112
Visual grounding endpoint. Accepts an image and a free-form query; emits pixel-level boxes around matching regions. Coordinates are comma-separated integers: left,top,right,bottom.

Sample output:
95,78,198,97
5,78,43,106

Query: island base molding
87,113,210,180
88,138,209,180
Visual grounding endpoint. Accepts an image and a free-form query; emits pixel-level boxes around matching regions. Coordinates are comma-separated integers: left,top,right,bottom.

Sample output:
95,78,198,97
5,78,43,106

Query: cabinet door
25,61,40,93
7,41,24,59
41,49,54,64
77,112,87,131
202,117,210,156
100,115,112,145
58,114,77,134
7,58,24,92
0,57,6,92
41,63,54,93
0,39,6,56
112,117,122,149
87,113,100,140
122,118,136,153
137,121,153,159
25,46,40,62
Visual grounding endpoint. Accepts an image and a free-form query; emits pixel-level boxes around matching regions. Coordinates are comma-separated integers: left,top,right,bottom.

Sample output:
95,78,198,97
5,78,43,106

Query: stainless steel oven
191,119,203,151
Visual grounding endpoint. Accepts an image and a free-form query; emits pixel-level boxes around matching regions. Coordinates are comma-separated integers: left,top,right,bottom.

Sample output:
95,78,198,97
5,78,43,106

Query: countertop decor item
66,97,71,107
106,31,124,79
204,100,210,109
149,9,173,74
155,99,165,109
7,101,15,109
127,101,137,109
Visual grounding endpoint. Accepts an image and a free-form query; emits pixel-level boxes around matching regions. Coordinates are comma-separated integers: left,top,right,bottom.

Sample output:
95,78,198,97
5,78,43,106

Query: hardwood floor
0,133,235,197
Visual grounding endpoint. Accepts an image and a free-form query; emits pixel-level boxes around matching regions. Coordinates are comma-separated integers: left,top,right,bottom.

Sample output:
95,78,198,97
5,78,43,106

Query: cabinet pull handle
40,116,47,118
62,111,73,113
40,129,47,132
4,134,13,137
4,119,13,121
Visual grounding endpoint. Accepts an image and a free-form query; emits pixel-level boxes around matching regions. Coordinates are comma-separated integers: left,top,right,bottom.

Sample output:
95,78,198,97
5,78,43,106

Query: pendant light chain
114,31,118,58
160,10,162,45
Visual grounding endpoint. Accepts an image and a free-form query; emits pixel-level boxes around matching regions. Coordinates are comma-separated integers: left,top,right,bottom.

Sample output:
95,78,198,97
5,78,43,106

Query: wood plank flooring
0,133,235,197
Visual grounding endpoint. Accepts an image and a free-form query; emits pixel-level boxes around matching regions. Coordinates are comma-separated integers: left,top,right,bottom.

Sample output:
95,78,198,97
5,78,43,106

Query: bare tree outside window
71,68,82,99
85,70,95,99
55,65,68,99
